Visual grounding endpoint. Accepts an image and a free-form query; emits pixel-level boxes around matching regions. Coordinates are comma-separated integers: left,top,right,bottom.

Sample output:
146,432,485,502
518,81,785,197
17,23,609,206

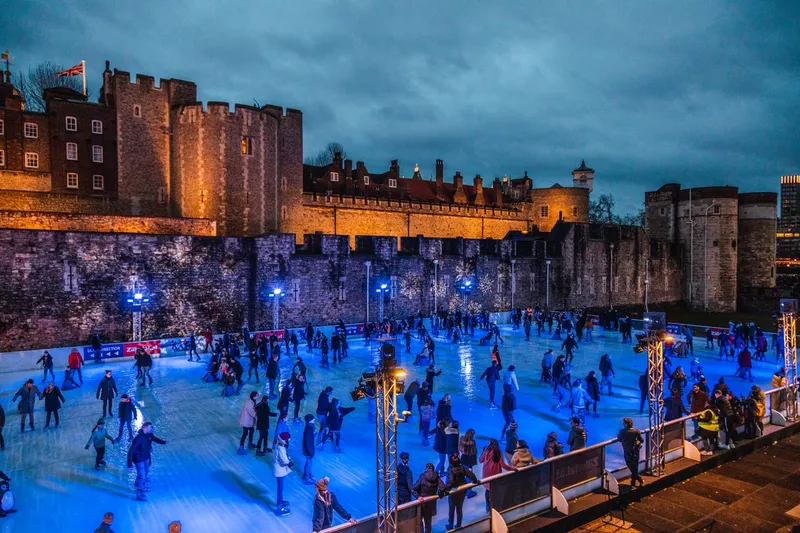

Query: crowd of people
2,304,796,532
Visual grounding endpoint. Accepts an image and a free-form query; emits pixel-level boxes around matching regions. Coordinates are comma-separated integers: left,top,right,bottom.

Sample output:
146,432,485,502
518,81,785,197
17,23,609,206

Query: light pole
459,279,473,308
644,276,650,312
365,261,372,323
268,288,284,331
510,259,516,310
126,290,151,342
703,202,716,311
376,283,389,322
433,259,439,315
545,260,551,308
689,188,695,306
609,243,615,309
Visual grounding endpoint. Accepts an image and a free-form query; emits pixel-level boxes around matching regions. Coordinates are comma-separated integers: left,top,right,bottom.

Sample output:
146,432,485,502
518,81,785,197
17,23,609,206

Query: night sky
4,1,799,214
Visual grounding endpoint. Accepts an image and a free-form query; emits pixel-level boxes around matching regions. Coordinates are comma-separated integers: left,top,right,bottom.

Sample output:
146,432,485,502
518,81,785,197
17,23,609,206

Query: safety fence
322,384,798,533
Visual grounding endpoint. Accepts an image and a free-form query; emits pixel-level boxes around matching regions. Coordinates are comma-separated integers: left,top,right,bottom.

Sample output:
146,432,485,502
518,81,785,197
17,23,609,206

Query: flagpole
82,59,86,96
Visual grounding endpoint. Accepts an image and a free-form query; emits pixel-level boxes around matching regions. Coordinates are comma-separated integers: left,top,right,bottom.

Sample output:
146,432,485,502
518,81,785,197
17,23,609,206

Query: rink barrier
321,384,798,533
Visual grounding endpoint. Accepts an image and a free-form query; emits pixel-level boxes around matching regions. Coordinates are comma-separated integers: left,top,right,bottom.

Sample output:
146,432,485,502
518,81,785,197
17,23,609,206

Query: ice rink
0,323,780,532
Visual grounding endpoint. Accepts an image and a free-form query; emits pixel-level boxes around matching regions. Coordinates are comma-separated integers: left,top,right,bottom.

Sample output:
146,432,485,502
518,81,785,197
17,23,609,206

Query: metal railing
322,384,797,533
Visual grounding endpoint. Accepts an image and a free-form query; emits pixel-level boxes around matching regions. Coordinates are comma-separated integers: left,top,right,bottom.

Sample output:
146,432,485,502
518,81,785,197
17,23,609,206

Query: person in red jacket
736,347,753,382
68,349,85,385
203,328,213,353
479,438,517,513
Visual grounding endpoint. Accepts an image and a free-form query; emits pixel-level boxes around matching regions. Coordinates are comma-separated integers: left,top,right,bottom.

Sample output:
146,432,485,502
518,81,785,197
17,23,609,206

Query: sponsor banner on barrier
123,340,161,357
83,343,124,360
553,446,603,490
253,330,285,343
344,323,366,336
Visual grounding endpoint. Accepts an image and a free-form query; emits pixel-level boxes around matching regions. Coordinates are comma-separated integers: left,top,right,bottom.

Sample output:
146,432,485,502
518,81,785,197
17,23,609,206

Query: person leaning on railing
444,453,479,530
617,418,644,488
696,407,720,456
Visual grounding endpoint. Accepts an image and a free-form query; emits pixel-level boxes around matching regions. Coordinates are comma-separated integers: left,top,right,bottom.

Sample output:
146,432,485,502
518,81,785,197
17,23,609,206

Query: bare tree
589,193,644,226
304,141,347,166
14,61,90,112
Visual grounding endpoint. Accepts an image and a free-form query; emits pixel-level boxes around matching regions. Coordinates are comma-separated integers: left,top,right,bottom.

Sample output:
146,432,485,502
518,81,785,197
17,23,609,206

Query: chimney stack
436,159,444,182
474,175,485,205
492,178,504,207
344,159,353,179
390,159,400,178
453,172,467,204
333,151,343,167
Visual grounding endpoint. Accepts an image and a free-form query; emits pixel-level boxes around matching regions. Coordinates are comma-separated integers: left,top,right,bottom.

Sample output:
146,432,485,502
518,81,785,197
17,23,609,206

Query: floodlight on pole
126,287,151,342
268,288,285,330
376,283,390,322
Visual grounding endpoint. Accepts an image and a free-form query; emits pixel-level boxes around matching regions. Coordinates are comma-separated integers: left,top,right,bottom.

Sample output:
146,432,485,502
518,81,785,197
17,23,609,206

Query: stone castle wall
738,193,777,288
0,210,216,236
0,224,681,352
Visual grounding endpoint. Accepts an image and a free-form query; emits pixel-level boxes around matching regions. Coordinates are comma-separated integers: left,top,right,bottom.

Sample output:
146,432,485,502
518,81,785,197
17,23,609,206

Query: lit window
92,145,103,163
330,172,339,182
572,206,578,217
540,205,549,218
24,122,39,138
67,173,79,189
92,174,104,190
0,119,4,135
241,137,253,155
25,152,39,168
65,116,77,131
0,150,4,167
91,120,103,134
66,142,78,161
364,175,370,185
133,104,142,118
713,205,720,215
388,178,397,188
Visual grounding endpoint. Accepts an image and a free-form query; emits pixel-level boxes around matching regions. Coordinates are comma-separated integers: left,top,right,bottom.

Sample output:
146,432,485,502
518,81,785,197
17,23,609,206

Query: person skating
62,366,80,390
127,422,167,501
584,371,600,417
638,372,648,414
273,431,293,516
403,380,419,414
599,354,615,395
321,398,354,452
503,421,518,462
500,383,517,438
713,389,737,449
569,378,591,424
445,419,460,469
85,418,114,471
567,417,587,451
504,365,519,392
413,463,446,533
617,417,644,488
0,404,5,450
96,370,118,418
315,386,333,445
434,394,452,431
419,398,434,446
458,428,479,497
479,361,501,408
543,431,564,459
311,476,356,532
425,364,442,395
541,349,554,382
138,349,153,387
277,379,293,416
37,351,56,383
41,381,65,429
291,373,308,423
114,394,138,443
237,391,258,455
67,348,85,385
266,354,279,399
302,414,317,485
186,331,200,361
228,356,245,392
397,451,415,504
697,407,720,455
552,355,567,393
255,395,277,455
561,333,578,363
433,419,449,474
445,453,479,530
247,348,260,383
12,379,40,432
416,382,430,416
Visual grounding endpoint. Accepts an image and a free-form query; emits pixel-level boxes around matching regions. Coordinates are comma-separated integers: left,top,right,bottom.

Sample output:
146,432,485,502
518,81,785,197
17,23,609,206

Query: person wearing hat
85,418,114,471
274,431,293,516
445,453,479,530
397,451,415,504
311,476,356,532
96,370,118,418
302,414,317,485
511,440,537,469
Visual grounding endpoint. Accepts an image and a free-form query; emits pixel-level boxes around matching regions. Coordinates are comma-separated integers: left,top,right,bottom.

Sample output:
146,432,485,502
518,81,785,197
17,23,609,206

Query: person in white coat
237,391,258,455
504,365,519,392
274,431,293,516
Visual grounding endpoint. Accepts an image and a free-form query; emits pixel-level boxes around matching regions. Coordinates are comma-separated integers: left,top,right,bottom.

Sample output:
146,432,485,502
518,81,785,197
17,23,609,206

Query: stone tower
737,192,777,288
572,160,595,192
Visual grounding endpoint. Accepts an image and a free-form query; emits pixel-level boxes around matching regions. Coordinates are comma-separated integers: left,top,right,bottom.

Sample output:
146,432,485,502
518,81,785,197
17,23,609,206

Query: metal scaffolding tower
781,299,798,422
644,312,666,477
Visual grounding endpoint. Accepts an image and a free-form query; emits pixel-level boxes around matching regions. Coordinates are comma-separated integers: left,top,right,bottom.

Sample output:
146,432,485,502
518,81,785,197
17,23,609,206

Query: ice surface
0,324,779,532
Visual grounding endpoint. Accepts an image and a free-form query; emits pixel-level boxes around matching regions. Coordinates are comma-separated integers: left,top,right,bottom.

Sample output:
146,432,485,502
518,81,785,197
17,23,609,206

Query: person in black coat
228,357,244,391
403,380,420,413
266,354,279,398
396,451,415,504
552,355,567,393
315,387,333,446
0,404,5,450
114,394,138,443
416,382,430,415
255,395,277,455
479,362,501,407
277,379,293,416
413,463,445,533
96,370,118,418
617,417,644,488
432,419,449,474
425,365,442,395
41,381,66,429
584,371,600,417
247,349,260,383
311,476,355,532
13,379,41,431
37,351,56,383
445,453,479,529
638,373,648,414
435,395,452,431
291,374,308,423
138,350,153,387
302,414,317,484
322,399,355,452
127,422,166,501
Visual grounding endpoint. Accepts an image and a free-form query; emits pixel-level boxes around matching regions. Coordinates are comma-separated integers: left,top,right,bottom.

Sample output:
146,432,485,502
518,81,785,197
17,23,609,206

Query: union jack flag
56,62,83,77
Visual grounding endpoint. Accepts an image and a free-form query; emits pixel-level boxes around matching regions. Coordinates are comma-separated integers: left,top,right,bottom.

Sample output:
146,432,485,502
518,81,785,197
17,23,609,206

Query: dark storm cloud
3,0,799,214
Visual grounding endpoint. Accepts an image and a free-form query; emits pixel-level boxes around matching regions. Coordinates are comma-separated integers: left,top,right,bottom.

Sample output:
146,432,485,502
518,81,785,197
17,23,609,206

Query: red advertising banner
253,330,285,343
122,340,161,357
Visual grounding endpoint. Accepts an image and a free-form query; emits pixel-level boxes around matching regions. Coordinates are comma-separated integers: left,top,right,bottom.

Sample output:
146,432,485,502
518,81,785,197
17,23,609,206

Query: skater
255,395,277,455
543,431,564,459
552,355,567,393
322,399,354,452
561,333,578,363
274,432,293,516
85,418,114,471
665,389,690,422
93,512,115,533
187,331,200,361
479,361,501,408
584,371,600,417
315,386,333,445
617,417,644,487
139,348,153,387
266,354,279,398
416,382,431,416
503,421,518,463
479,438,516,513
570,379,591,424
96,370,118,418
291,373,308,423
419,398,434,446
567,416,587,451
433,419,449,474
425,364,442,396
541,349,554,382
247,348,260,383
68,348,85,385
302,414,316,485
114,394,138,443
434,394,453,431
237,391,258,455
311,476,356,532
0,404,4,450
504,365,519,392
458,428,479,497
229,356,245,392
63,366,80,390
713,389,737,449
683,326,694,354
736,346,754,382
221,370,237,397
445,453,479,530
37,351,56,383
500,383,517,438
277,379,293,416
397,452,415,504
413,463,445,533
403,380,419,414
127,422,167,501
599,354,615,395
12,379,40,432
41,381,66,429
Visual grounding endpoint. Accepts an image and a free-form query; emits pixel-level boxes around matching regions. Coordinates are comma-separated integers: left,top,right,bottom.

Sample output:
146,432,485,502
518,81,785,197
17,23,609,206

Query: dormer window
330,172,339,182
364,175,370,185
388,178,397,188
